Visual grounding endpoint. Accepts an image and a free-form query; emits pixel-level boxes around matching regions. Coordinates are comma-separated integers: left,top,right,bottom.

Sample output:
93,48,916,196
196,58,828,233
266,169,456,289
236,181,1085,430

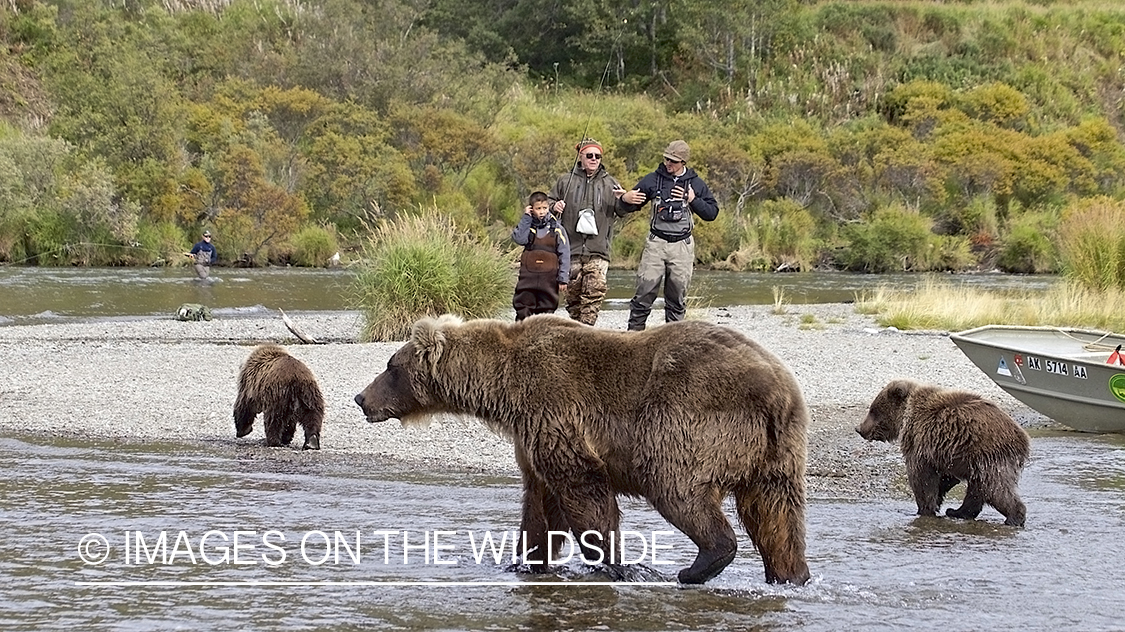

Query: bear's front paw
945,507,969,520
505,561,553,575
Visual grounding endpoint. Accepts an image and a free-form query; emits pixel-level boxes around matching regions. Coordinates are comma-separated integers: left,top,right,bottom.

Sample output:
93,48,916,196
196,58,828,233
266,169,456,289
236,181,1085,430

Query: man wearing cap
547,138,628,325
619,140,719,331
187,230,218,280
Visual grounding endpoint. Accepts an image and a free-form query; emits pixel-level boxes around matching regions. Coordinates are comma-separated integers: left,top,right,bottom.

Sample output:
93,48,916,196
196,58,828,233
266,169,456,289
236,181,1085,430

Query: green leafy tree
390,105,497,185
42,5,185,213
211,144,309,263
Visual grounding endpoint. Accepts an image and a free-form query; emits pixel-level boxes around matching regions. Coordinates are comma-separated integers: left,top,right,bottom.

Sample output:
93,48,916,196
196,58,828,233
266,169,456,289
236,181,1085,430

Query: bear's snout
855,419,876,441
354,392,393,423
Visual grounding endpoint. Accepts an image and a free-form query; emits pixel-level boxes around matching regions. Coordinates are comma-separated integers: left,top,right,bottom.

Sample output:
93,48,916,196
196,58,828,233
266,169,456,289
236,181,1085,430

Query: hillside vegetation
1,0,1124,279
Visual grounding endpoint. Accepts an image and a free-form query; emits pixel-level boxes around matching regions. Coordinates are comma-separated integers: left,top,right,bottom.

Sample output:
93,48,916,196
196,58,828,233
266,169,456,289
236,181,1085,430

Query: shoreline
0,304,1066,500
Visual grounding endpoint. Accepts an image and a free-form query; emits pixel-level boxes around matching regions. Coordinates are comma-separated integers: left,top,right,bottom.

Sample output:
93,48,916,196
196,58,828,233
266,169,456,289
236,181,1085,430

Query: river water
2,432,1123,631
4,266,1121,631
0,266,1059,324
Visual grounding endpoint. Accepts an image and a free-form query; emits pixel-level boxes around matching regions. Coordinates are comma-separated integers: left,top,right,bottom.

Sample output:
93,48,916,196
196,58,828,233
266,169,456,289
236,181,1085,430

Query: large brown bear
354,314,811,585
234,344,324,450
857,379,1030,526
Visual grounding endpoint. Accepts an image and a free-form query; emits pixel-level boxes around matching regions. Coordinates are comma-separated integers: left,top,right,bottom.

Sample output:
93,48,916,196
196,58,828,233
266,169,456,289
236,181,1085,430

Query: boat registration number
1045,359,1069,376
1044,359,1089,379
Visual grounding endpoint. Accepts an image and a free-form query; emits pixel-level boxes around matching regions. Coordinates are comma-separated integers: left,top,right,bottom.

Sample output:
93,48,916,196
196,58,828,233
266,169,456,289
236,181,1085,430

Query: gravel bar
0,304,1063,500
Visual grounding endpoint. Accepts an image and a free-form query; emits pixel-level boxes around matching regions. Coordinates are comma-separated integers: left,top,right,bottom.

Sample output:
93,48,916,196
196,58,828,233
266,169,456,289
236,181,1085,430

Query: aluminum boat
950,325,1125,433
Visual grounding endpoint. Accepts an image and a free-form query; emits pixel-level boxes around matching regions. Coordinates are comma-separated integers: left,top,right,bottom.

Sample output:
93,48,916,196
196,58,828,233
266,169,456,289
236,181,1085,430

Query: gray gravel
0,305,1062,500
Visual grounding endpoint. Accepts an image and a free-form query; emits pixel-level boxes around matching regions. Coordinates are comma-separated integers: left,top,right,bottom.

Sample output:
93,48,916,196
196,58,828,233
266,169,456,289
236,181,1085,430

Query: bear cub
234,343,324,450
857,379,1030,526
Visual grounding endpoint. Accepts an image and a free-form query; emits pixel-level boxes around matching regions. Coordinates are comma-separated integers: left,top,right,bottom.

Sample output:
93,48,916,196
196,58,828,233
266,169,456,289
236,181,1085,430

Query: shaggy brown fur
354,314,811,585
234,344,324,450
857,379,1030,526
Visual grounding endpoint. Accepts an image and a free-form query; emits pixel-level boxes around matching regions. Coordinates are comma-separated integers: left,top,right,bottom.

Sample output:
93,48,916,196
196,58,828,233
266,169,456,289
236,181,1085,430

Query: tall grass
1056,196,1125,291
350,209,514,341
856,277,1125,332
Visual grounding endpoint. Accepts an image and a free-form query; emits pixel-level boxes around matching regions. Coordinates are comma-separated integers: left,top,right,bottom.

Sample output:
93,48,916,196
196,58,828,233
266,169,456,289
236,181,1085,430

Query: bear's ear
410,314,463,372
887,379,915,400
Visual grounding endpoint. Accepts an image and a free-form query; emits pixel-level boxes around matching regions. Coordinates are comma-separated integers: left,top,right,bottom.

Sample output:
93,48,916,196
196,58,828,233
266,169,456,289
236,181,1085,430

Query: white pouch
576,209,598,236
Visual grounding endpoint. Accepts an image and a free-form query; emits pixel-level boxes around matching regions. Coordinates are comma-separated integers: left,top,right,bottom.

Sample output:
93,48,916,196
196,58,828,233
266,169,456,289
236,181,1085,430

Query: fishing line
0,241,178,266
561,18,629,202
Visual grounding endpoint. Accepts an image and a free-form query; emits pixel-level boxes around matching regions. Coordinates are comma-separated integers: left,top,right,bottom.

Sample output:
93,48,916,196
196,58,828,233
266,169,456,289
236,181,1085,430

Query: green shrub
998,212,1057,274
749,199,818,271
1056,196,1125,291
290,225,340,267
928,234,976,272
134,221,190,266
25,211,76,266
842,205,935,272
0,210,30,264
350,209,514,341
692,210,740,267
943,195,999,239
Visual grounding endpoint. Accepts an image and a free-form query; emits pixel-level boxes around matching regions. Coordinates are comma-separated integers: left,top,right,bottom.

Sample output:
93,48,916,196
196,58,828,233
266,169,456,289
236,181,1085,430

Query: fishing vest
650,173,695,243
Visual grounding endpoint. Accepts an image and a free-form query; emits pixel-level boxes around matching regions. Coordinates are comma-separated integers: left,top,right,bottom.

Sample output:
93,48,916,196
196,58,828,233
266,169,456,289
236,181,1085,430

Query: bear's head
856,379,919,442
354,314,463,424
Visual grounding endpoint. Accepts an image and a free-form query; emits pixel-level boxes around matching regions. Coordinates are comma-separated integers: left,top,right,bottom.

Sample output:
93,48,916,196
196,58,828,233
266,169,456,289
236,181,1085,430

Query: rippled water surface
0,266,1059,324
2,432,1123,631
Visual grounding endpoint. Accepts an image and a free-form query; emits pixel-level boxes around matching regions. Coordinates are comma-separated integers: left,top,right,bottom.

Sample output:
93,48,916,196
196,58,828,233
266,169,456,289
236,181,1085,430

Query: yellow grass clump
855,278,1125,333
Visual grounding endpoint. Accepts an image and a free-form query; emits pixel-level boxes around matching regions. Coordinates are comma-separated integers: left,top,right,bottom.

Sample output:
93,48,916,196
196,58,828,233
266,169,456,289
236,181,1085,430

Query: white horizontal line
75,580,678,587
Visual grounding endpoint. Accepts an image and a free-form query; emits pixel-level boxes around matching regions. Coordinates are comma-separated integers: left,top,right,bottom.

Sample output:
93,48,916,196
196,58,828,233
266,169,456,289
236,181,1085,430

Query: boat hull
950,325,1125,434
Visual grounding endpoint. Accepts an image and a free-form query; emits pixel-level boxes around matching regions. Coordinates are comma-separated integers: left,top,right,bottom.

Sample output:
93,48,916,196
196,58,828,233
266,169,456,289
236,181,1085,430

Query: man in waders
187,230,218,280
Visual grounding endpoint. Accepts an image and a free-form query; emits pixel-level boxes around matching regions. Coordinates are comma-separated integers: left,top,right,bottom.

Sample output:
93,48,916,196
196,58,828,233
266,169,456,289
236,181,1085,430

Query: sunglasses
663,157,683,164
584,153,602,160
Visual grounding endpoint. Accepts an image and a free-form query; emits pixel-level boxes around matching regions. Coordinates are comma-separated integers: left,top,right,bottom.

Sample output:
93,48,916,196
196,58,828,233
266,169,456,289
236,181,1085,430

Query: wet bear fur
857,379,1030,526
234,344,324,450
354,314,811,585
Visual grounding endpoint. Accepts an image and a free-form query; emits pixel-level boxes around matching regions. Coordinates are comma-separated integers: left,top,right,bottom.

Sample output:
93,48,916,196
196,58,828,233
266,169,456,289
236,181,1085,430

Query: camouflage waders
566,256,610,325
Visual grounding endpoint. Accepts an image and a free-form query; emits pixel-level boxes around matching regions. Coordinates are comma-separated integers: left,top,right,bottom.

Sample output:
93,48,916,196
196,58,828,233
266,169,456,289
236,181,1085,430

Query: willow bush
350,209,514,341
997,211,1057,274
840,205,934,273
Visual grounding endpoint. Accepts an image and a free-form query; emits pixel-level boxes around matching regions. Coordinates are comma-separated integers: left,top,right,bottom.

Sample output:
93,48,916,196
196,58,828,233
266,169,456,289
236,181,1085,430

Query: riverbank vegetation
857,278,1125,333
2,0,1125,291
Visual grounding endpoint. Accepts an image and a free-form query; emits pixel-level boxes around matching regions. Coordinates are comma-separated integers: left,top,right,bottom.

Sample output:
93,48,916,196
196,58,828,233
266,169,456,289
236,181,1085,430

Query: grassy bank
857,278,1125,332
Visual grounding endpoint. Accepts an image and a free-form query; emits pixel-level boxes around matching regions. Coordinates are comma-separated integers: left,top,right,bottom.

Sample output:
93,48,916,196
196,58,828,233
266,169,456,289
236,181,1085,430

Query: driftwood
279,308,321,344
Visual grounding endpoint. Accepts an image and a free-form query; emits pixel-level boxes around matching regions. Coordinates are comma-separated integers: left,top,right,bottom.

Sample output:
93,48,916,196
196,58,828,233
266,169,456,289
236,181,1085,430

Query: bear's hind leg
651,490,738,585
299,408,322,450
986,468,1026,527
734,482,810,586
945,477,986,520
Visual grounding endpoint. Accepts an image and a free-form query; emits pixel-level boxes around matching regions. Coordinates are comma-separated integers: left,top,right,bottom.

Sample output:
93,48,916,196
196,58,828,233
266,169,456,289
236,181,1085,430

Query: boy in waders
511,191,570,321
